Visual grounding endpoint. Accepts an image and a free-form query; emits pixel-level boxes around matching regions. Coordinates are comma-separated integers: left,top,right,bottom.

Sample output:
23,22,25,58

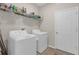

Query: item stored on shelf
12,5,17,13
0,3,10,11
0,4,41,20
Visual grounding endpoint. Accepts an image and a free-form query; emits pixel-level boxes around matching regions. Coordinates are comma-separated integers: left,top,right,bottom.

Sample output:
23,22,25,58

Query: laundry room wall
0,3,40,46
39,3,79,48
39,4,55,47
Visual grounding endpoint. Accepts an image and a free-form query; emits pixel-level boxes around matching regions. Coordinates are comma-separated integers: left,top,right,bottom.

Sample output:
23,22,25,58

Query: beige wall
39,4,55,47
39,3,79,47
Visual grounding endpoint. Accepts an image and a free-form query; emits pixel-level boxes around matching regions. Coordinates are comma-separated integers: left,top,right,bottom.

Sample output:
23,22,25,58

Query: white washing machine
32,29,48,53
8,30,37,55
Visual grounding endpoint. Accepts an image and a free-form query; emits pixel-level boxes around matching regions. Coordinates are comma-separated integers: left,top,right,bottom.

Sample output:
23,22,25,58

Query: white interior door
55,7,78,54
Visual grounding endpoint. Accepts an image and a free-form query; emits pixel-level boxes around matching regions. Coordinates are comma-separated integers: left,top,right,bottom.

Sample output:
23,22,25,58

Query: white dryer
32,29,48,53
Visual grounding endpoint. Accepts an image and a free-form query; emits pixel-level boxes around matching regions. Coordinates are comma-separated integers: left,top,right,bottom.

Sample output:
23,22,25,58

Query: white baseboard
49,45,55,49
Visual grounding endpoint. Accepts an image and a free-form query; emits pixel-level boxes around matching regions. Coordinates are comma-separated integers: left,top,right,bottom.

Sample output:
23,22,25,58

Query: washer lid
9,30,36,40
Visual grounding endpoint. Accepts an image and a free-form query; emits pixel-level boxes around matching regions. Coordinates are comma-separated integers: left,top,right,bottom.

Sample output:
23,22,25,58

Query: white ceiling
32,3,48,7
